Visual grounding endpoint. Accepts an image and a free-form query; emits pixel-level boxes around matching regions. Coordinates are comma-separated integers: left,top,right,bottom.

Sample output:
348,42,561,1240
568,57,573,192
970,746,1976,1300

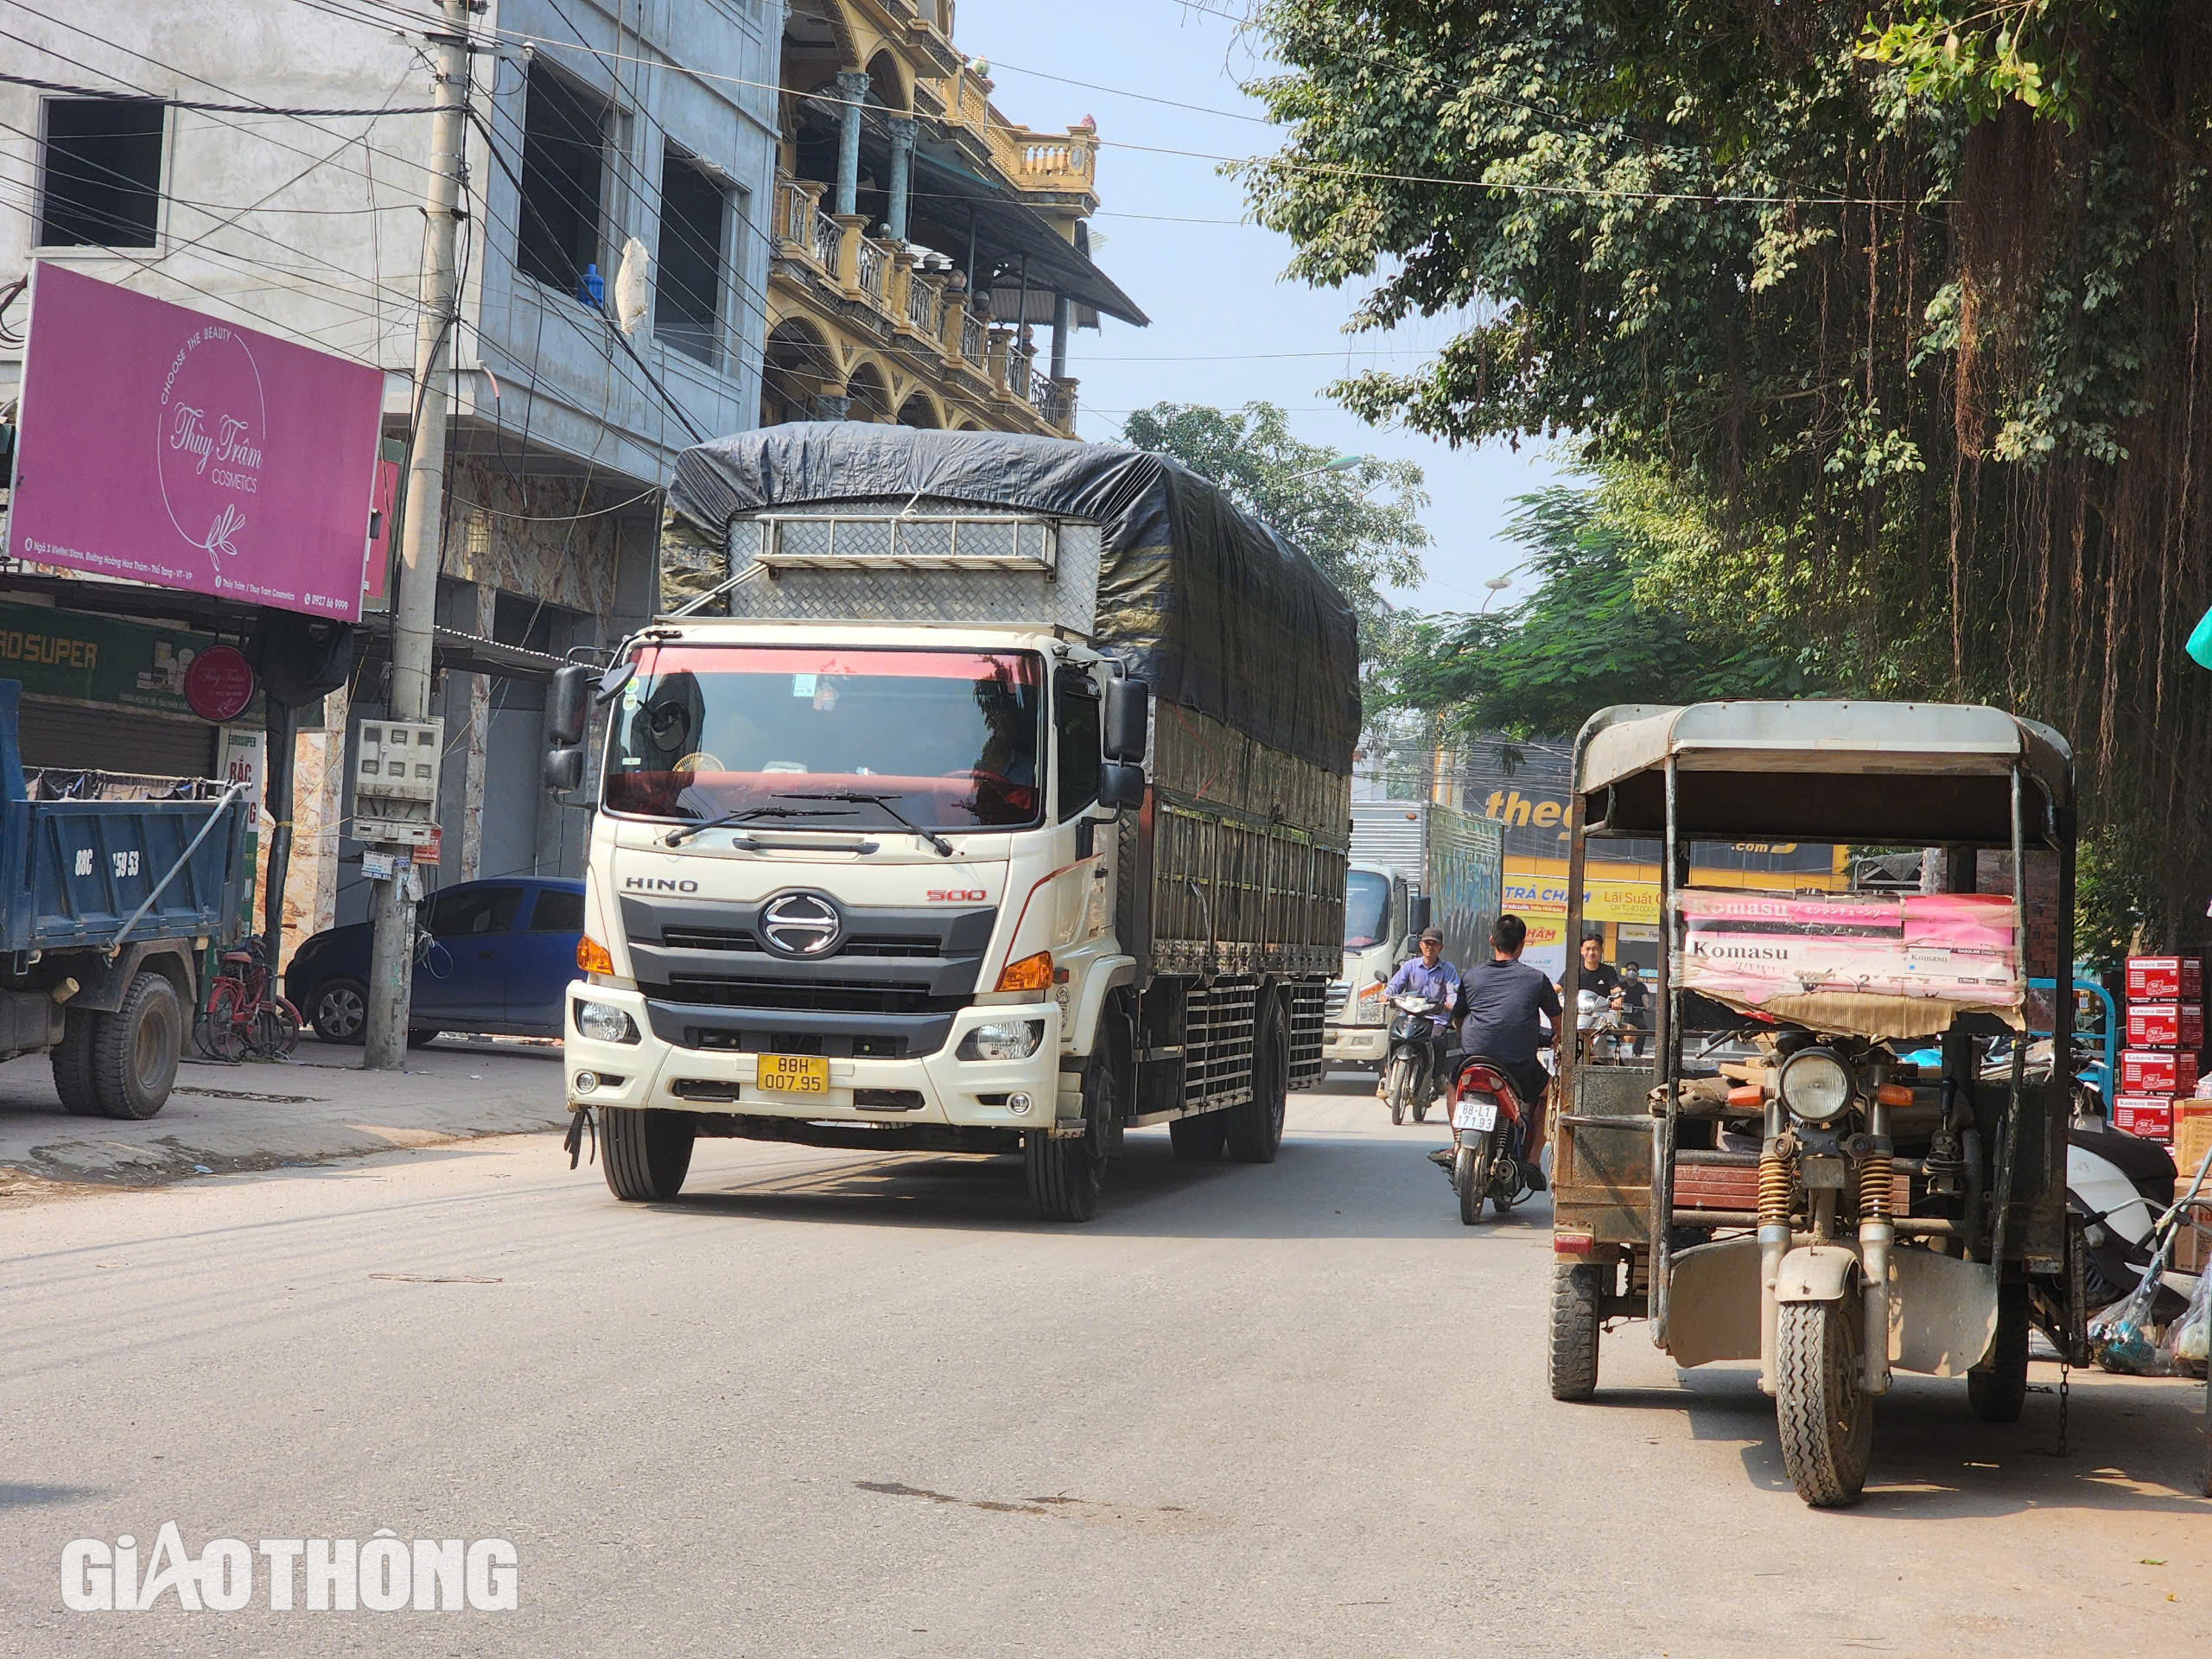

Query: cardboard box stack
2113,956,2205,1144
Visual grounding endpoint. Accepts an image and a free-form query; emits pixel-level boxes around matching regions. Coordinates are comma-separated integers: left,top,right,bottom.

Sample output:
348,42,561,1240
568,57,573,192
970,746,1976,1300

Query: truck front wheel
601,1107,695,1201
89,970,183,1121
1028,1054,1114,1222
52,1007,100,1116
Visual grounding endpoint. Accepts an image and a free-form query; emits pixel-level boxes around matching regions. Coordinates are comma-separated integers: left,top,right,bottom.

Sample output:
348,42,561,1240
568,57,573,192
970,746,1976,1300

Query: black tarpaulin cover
664,424,1361,776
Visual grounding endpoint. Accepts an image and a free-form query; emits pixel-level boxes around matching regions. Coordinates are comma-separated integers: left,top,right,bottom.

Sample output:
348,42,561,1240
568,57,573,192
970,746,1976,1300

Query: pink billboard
5,263,384,620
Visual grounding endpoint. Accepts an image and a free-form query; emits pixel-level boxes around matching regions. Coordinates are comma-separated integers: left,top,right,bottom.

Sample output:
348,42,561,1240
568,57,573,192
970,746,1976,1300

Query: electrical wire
0,69,446,117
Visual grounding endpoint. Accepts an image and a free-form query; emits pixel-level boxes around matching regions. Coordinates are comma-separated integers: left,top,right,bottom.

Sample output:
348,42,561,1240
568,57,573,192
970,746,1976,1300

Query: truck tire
1167,1109,1227,1161
52,1007,100,1117
1548,1262,1603,1401
601,1107,694,1201
1968,1281,2030,1423
1028,1052,1116,1221
89,970,183,1121
1224,996,1289,1164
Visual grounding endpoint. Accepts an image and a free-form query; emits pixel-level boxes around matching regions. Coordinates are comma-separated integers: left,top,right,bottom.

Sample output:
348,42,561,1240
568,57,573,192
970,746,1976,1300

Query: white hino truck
1321,801,1503,1073
546,426,1359,1221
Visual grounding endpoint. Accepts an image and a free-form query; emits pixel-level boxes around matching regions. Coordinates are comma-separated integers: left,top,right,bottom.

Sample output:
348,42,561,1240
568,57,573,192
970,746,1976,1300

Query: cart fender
1774,1243,1861,1304
1064,956,1136,1055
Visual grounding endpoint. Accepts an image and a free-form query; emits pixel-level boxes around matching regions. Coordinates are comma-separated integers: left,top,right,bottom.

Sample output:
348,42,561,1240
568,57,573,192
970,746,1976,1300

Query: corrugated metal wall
1349,801,1427,875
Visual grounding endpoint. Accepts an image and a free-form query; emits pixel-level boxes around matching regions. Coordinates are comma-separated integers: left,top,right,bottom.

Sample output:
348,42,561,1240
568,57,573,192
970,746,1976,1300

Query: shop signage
184,645,257,721
6,264,381,621
0,601,259,720
1501,874,1661,924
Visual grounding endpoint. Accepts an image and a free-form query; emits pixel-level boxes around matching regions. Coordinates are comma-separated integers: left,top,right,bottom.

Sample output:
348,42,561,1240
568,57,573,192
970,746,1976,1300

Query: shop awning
911,149,1149,327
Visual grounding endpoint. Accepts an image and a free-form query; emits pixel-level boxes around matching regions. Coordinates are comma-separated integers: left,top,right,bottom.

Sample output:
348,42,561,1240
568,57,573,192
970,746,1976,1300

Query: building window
38,98,164,248
656,144,727,366
517,62,609,299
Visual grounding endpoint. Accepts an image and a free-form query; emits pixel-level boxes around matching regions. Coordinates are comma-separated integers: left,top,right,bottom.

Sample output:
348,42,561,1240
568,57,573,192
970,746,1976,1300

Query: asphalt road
3,1077,2207,1656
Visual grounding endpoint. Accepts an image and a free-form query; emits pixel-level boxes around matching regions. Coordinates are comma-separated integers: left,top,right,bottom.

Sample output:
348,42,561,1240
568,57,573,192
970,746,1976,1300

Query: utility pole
365,0,469,1069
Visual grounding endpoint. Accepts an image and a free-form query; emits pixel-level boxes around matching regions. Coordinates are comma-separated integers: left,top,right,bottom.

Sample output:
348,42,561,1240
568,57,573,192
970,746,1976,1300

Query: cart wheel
1968,1281,2030,1424
1776,1290,1873,1508
1457,1142,1489,1225
1548,1262,1603,1400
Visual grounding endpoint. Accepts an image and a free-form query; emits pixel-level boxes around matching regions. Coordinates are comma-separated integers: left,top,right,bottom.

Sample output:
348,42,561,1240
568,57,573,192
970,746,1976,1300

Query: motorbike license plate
757,1054,830,1096
1453,1096,1498,1133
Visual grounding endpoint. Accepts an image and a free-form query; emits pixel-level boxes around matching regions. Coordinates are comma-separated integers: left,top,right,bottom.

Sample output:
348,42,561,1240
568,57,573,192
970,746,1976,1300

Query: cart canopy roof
1574,701,2074,847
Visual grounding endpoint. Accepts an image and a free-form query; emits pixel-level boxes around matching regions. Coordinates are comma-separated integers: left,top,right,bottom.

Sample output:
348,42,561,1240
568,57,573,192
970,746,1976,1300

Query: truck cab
563,619,1146,1158
1323,861,1414,1071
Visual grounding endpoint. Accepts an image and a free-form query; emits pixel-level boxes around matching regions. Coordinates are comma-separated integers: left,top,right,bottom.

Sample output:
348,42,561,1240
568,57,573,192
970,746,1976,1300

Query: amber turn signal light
995,950,1053,994
576,934,614,976
1875,1082,1915,1107
1726,1084,1765,1110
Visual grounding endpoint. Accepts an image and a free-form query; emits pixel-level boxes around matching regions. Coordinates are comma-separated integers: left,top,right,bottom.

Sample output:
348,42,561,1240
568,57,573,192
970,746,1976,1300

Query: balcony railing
855,238,888,304
906,273,941,337
810,205,839,273
1007,343,1033,399
1032,376,1077,429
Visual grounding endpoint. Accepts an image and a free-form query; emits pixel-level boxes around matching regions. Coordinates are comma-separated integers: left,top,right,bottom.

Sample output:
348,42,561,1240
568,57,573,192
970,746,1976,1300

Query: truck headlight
957,1020,1044,1062
1778,1047,1854,1123
574,999,640,1045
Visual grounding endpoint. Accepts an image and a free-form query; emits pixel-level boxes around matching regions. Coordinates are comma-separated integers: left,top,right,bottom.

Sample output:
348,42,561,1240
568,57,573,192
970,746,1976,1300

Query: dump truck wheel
1776,1291,1873,1508
1548,1262,1602,1401
1224,998,1288,1164
52,1007,101,1116
1968,1281,2030,1423
89,971,183,1121
601,1107,694,1201
1167,1110,1226,1162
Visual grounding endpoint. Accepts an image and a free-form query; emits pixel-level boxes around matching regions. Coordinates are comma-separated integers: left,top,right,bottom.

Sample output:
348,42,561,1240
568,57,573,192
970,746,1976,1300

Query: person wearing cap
1382,925,1462,1103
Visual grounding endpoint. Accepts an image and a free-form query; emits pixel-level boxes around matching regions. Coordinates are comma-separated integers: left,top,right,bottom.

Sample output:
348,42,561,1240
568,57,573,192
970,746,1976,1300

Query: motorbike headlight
957,1020,1045,1062
1778,1047,1854,1123
574,999,640,1045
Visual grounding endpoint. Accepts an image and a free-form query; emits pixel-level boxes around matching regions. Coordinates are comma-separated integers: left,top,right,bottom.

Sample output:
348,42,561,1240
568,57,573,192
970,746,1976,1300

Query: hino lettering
551,428,1359,1222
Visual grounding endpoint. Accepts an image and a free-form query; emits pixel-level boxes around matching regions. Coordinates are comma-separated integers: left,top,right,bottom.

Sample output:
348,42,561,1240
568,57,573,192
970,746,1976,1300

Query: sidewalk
0,1035,568,1192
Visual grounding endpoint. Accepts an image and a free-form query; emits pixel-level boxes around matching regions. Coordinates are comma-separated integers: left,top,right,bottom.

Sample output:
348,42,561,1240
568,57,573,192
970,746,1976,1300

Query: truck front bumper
1322,1023,1389,1065
563,984,1067,1133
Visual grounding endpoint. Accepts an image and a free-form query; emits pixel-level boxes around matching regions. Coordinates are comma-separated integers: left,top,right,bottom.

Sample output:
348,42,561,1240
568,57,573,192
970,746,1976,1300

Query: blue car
286,876,585,1046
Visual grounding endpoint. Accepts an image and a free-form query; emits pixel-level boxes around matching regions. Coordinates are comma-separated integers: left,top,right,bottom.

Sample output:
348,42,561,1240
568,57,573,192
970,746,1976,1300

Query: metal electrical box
352,716,443,846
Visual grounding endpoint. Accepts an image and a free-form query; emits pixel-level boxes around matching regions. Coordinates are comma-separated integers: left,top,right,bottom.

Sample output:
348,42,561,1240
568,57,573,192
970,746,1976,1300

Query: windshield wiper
662,804,855,847
776,791,955,857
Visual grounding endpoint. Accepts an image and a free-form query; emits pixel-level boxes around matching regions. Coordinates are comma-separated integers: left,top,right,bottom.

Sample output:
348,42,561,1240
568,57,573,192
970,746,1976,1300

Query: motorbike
2069,1117,2202,1310
1382,994,1453,1126
1577,987,1628,1065
1446,1058,1531,1224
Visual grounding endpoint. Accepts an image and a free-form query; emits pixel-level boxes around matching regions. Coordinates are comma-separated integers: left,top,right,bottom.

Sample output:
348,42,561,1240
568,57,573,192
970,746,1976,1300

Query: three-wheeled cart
1548,702,2086,1507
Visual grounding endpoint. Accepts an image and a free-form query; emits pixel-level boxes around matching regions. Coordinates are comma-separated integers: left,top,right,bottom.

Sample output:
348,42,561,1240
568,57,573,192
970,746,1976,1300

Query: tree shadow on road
1585,1365,2209,1516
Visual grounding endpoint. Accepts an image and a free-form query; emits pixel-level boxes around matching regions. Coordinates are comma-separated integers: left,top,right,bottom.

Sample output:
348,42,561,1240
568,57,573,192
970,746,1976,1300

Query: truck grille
1325,981,1351,1016
664,976,957,1016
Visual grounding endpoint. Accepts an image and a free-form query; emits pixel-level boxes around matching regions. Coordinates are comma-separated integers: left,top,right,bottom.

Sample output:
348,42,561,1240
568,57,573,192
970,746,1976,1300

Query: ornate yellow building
766,0,1146,435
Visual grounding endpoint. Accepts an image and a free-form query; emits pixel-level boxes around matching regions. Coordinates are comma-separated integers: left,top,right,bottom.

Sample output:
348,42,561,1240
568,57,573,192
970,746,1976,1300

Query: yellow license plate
757,1054,830,1095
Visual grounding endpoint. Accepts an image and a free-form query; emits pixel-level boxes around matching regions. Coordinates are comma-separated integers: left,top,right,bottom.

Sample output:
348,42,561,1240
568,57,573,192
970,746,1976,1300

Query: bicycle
194,934,302,1062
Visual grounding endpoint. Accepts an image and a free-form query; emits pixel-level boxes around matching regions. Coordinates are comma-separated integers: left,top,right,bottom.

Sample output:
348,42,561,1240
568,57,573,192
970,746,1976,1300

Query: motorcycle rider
1573,931,1628,1063
1382,926,1461,1103
1444,912,1562,1191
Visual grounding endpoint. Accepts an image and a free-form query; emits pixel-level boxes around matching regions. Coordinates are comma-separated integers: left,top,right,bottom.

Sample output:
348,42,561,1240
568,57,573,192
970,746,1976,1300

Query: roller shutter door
17,696,219,779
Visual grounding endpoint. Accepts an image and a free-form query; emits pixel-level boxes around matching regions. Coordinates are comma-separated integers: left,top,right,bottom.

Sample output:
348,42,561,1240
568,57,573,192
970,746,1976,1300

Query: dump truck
0,680,252,1119
549,425,1360,1220
1323,800,1503,1071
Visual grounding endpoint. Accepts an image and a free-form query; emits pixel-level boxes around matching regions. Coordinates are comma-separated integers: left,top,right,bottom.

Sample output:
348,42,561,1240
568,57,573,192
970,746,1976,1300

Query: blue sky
957,0,1568,614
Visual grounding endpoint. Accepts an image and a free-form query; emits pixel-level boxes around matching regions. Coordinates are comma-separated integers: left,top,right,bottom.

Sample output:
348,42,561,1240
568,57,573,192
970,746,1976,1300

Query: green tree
1119,399,1429,658
1236,0,2212,932
1387,480,1824,741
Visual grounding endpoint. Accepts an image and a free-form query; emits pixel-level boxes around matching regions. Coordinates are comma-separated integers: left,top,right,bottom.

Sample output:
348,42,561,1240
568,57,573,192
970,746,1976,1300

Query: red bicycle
194,935,302,1062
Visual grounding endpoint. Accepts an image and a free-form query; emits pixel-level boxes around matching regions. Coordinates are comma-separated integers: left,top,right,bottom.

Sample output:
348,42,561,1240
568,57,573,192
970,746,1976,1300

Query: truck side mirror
1098,761,1146,811
543,747,585,794
547,664,593,747
1408,894,1433,935
1103,676,1150,762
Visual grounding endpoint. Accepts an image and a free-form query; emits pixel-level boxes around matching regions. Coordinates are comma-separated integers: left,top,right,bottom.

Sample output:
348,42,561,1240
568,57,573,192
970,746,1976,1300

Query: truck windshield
604,645,1044,830
1344,870,1390,948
